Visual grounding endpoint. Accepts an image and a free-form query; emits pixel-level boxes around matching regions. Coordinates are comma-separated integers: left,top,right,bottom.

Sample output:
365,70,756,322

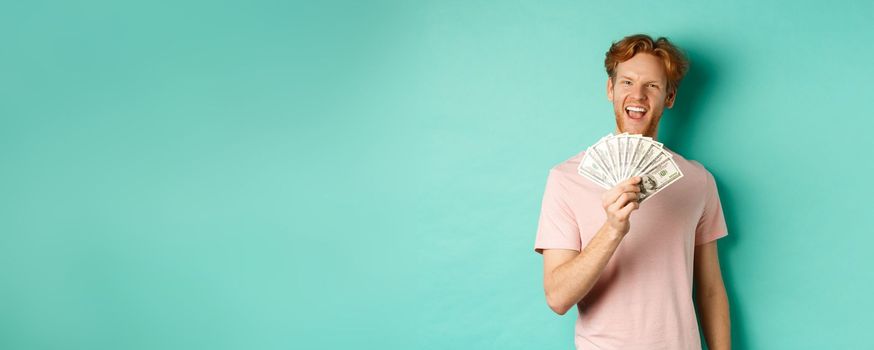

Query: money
577,133,684,203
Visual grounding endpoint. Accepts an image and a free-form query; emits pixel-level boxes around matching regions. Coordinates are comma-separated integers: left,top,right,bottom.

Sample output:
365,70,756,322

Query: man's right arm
542,177,642,315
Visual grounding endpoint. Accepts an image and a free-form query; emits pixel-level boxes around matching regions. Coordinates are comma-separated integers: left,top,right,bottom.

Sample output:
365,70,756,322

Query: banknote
577,133,684,202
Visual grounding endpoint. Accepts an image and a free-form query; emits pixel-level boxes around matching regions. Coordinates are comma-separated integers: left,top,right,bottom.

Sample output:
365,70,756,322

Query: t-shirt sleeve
695,170,729,245
534,169,582,254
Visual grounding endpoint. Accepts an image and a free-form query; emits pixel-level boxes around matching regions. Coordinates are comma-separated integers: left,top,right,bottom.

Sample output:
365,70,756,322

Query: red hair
605,34,689,94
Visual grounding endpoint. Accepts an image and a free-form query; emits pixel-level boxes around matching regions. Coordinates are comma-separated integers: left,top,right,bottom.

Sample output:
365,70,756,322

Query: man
533,34,731,349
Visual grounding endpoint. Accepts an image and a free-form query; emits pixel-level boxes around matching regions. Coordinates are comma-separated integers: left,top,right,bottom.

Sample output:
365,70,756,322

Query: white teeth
626,106,646,113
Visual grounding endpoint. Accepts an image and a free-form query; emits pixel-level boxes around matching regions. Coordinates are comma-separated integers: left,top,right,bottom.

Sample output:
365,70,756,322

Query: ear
607,77,614,101
665,90,676,109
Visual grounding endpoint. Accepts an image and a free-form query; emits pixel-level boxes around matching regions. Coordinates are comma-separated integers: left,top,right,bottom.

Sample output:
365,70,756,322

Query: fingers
624,176,642,186
617,199,639,217
601,177,642,234
609,191,639,212
602,176,642,207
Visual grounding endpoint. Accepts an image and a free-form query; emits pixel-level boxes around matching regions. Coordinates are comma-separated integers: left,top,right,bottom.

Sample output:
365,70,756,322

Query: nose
630,84,647,101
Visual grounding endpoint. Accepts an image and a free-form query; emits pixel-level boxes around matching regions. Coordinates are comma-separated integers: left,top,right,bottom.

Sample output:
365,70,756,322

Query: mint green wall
2,1,872,349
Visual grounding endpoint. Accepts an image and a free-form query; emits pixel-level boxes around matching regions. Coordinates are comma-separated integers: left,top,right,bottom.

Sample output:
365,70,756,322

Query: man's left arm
694,240,731,350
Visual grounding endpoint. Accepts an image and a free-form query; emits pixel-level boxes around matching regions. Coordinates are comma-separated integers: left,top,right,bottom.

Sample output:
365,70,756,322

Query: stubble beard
615,110,660,138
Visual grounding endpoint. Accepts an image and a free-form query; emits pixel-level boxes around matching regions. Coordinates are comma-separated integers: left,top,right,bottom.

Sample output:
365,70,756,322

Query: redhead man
534,34,731,350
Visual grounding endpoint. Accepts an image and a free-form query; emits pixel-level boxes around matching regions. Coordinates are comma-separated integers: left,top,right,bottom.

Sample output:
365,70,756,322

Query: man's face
607,53,676,137
643,175,657,191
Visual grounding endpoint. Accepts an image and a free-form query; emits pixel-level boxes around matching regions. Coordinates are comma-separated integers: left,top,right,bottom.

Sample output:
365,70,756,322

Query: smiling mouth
625,106,647,120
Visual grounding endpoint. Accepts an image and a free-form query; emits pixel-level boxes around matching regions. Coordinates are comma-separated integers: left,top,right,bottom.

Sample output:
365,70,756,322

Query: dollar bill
638,157,684,203
576,133,684,203
577,147,612,189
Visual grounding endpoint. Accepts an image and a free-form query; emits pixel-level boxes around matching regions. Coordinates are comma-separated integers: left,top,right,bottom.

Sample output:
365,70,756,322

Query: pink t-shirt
534,148,728,350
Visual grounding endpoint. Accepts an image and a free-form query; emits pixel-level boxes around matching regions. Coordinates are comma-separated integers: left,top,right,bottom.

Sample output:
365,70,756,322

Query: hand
601,176,642,237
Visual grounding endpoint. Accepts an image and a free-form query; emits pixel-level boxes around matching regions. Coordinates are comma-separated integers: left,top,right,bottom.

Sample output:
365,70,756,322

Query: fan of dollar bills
577,133,684,203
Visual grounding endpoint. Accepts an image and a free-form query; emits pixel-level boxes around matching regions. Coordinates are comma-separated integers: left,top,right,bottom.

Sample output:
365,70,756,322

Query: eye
621,80,632,85
647,83,659,89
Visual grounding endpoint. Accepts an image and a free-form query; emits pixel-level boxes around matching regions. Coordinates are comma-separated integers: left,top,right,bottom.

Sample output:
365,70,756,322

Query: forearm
696,286,731,350
545,223,623,315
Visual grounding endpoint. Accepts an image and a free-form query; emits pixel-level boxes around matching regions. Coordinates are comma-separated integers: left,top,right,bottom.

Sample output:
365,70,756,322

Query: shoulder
667,149,718,189
546,149,586,180
542,149,602,195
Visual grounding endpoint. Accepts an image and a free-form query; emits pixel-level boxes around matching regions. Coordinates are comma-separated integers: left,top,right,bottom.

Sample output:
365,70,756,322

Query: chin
618,121,650,135
616,113,659,136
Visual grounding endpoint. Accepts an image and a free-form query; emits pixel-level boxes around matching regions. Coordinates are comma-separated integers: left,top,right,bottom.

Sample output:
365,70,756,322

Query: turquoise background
2,1,873,349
